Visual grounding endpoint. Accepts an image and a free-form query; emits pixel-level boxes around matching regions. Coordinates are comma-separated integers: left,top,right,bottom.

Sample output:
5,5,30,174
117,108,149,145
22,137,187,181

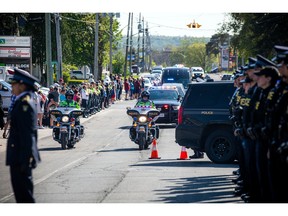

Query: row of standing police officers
229,45,288,203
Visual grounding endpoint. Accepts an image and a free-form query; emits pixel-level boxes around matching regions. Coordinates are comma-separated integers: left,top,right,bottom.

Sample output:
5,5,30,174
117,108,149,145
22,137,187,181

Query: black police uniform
264,45,288,202
229,70,245,186
249,67,280,202
238,55,276,202
5,68,41,203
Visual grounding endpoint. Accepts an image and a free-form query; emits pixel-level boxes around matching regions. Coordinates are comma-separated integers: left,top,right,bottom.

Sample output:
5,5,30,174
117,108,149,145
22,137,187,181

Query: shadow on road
97,147,140,152
38,147,63,151
151,174,241,203
131,159,238,169
130,159,240,203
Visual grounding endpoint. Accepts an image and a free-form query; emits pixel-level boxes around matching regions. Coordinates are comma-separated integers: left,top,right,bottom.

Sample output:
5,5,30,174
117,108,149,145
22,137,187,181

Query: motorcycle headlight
138,116,147,123
62,116,69,123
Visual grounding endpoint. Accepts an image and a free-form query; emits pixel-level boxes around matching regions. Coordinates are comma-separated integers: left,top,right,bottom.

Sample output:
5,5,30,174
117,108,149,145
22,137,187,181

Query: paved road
0,98,241,204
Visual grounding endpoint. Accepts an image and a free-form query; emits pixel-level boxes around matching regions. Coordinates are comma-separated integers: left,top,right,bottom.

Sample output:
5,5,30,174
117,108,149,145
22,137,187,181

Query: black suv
161,67,191,89
175,81,238,163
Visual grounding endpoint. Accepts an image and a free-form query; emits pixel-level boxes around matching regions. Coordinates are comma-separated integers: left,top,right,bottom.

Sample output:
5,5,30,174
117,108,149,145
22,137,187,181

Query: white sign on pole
0,36,31,47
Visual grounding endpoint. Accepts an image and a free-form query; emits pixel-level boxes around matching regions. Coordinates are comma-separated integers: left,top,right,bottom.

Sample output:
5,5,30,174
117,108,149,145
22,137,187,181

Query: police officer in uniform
249,66,280,202
265,45,288,202
6,68,41,203
230,68,245,190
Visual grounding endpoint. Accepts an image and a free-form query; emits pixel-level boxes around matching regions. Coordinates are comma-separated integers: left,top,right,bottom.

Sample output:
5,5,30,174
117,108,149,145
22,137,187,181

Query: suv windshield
149,90,178,100
184,83,234,109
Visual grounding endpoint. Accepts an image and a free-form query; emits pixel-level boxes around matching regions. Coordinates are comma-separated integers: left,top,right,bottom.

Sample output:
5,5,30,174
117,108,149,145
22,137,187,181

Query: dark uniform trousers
10,166,35,203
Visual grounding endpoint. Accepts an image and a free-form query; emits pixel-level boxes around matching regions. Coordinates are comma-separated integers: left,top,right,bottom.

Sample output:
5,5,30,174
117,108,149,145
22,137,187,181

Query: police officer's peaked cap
241,65,249,72
273,45,288,63
255,54,276,68
248,57,257,69
10,68,39,90
254,66,280,81
234,69,244,78
240,76,252,84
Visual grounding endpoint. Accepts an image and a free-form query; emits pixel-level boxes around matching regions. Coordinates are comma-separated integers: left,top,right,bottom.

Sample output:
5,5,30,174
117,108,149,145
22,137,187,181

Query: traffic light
187,22,201,28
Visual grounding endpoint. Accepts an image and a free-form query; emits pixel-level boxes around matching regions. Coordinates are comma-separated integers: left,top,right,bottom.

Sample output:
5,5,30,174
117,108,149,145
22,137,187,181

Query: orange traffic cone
177,146,190,160
149,139,161,159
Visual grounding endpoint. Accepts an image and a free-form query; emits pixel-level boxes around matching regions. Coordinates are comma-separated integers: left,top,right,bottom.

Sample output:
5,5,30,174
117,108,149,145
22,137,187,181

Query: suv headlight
138,116,147,123
62,116,69,123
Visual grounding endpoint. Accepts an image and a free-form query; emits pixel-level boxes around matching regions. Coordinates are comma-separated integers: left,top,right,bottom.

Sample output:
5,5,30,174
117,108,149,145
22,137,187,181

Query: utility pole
129,13,133,74
55,13,63,81
142,17,145,72
124,13,131,78
109,13,113,77
145,22,152,71
94,13,99,80
45,13,53,86
137,13,141,74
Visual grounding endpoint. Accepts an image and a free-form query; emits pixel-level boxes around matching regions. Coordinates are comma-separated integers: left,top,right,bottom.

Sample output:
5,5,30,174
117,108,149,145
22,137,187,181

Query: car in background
191,67,205,80
149,86,182,124
143,78,153,90
161,67,191,89
151,69,163,78
151,65,163,71
132,65,139,74
0,80,12,111
221,74,233,81
70,70,91,80
162,83,186,98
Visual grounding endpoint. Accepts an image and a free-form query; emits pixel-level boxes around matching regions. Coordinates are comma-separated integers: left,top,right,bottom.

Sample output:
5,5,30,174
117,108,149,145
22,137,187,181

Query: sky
3,0,288,38
117,12,228,38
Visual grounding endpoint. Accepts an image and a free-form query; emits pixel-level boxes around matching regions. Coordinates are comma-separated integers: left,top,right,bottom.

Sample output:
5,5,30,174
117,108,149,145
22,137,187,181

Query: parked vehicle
175,81,238,163
132,65,139,74
50,107,84,149
0,80,12,111
127,107,160,150
161,67,191,89
70,70,91,80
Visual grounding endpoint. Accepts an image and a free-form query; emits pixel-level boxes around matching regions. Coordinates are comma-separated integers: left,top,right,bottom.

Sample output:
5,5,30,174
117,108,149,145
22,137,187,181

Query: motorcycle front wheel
138,133,146,150
60,132,68,150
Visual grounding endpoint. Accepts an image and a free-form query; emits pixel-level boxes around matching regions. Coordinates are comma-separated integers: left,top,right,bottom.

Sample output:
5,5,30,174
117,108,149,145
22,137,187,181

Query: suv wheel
204,130,236,164
71,76,77,79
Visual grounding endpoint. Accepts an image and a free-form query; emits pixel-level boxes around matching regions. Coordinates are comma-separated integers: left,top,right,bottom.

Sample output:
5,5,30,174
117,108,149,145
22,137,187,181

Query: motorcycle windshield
54,107,80,115
127,107,160,121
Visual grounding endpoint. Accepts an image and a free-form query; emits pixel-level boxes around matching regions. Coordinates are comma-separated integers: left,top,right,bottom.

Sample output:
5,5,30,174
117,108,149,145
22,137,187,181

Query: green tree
219,13,288,59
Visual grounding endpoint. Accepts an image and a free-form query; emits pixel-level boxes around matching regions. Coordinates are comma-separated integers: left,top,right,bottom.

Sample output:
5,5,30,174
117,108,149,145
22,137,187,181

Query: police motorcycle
126,106,160,150
50,107,84,149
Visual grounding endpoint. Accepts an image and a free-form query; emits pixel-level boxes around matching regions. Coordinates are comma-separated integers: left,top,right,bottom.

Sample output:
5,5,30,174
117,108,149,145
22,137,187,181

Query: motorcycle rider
135,90,156,108
129,90,158,141
53,90,82,141
59,89,80,109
